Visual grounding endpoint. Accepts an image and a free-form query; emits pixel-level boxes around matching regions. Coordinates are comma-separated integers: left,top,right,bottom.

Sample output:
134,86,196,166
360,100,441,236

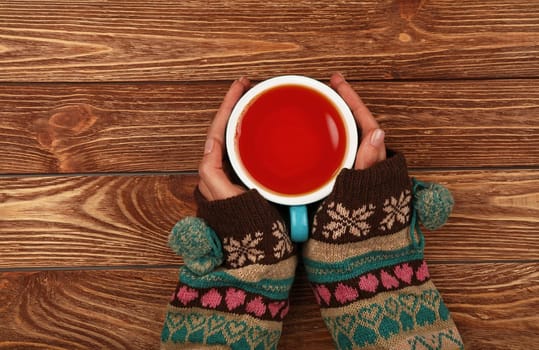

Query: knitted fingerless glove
303,151,463,350
162,190,297,350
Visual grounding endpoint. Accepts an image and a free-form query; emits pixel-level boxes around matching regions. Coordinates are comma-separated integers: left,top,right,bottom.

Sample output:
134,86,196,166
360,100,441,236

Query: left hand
198,77,251,201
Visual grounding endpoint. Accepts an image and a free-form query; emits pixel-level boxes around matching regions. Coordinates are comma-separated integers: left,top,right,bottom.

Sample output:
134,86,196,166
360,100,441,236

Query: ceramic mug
226,75,358,242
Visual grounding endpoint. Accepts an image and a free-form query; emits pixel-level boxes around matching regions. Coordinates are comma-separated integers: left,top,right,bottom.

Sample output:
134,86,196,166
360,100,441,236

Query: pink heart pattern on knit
310,261,431,308
381,270,400,289
280,304,290,318
177,286,199,305
358,273,379,292
316,285,332,305
335,283,359,304
172,286,291,320
246,296,267,317
416,261,430,281
201,289,222,309
268,301,286,318
225,288,246,311
394,263,414,284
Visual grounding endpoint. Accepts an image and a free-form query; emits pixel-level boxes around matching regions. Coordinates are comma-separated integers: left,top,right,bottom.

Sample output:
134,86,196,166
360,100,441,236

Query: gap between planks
1,260,538,273
2,165,539,178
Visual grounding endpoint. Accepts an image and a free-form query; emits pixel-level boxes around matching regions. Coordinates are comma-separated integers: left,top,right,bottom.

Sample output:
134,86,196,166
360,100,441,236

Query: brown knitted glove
162,190,297,350
303,151,463,349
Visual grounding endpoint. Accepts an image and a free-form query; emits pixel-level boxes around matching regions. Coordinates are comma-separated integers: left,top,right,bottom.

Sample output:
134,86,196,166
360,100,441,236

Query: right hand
330,73,387,169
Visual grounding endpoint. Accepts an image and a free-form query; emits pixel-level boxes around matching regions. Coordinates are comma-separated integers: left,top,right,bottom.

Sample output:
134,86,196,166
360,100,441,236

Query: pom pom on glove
169,217,223,275
412,179,454,231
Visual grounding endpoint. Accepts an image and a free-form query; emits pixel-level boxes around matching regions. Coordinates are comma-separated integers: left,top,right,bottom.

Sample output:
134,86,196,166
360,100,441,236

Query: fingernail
238,76,249,85
332,72,346,83
370,129,385,147
204,138,214,155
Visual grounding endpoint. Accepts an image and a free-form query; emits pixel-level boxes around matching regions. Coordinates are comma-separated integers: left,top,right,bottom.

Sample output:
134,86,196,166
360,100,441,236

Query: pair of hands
198,73,387,201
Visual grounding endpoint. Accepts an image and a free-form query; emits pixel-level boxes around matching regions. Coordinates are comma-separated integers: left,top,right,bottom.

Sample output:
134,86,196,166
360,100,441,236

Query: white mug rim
226,75,358,206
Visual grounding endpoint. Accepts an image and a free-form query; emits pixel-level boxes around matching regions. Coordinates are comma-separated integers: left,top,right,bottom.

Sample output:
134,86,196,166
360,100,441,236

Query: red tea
236,84,347,196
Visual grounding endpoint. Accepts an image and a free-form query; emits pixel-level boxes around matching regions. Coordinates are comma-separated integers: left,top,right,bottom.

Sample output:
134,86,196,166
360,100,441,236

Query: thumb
198,137,244,200
355,129,386,170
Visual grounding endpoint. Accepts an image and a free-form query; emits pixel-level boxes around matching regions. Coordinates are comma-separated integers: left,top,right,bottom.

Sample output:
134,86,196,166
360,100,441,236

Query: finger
198,137,244,200
355,128,387,170
330,72,379,141
198,180,213,201
207,77,251,145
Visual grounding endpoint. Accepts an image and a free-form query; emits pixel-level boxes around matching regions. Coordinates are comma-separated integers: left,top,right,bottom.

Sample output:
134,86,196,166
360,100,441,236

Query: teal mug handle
289,205,309,242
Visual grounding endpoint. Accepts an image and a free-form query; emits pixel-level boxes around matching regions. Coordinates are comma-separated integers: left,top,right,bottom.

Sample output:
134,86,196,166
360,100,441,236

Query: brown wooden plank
0,175,195,268
417,170,539,262
0,269,175,349
1,170,538,269
1,1,538,82
1,79,538,174
429,263,539,350
0,84,214,174
0,263,537,349
359,80,539,169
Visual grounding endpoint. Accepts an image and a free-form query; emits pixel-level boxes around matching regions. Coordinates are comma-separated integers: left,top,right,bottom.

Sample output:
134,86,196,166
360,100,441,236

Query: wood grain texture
358,80,539,169
0,269,175,349
0,263,537,349
2,1,537,349
1,170,538,269
1,79,538,174
1,1,539,82
430,264,539,350
0,84,214,174
0,175,195,268
417,170,539,262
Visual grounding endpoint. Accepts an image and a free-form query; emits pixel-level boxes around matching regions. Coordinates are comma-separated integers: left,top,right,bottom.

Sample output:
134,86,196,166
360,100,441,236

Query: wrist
333,150,410,204
312,150,413,244
195,188,294,269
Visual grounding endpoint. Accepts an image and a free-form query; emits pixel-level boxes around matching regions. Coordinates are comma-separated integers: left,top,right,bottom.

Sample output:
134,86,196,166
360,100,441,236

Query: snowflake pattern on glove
272,221,293,259
223,232,265,268
379,190,412,231
311,205,323,233
322,202,376,240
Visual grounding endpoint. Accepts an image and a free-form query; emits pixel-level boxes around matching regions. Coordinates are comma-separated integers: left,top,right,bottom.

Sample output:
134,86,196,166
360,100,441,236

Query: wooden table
1,1,538,349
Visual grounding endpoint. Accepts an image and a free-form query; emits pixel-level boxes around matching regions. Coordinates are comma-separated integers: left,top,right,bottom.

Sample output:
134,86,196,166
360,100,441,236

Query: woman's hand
330,73,386,169
198,77,251,201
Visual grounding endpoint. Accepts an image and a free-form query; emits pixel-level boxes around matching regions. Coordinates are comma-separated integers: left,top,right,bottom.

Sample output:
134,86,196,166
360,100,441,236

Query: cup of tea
226,75,358,242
